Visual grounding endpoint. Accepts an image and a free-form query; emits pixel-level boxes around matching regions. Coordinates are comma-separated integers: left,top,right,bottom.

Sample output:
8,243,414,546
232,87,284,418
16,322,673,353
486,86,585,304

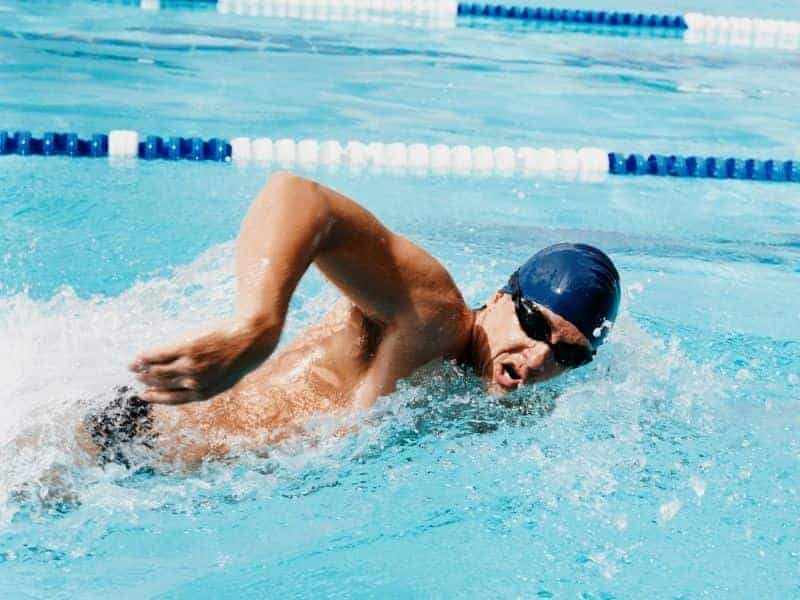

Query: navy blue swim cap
501,243,621,349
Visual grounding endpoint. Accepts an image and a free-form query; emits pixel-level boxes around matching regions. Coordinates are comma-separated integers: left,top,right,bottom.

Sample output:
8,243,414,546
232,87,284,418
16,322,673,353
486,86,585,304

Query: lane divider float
2,130,799,183
207,2,800,49
457,4,687,30
682,12,800,49
217,0,459,28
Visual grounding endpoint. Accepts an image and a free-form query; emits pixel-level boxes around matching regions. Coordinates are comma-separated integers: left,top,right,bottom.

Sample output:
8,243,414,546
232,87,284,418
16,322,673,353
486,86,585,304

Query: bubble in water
659,498,682,523
688,476,706,499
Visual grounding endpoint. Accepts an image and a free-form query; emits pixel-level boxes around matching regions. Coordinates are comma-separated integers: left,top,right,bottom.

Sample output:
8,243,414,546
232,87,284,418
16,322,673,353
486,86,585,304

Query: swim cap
501,243,621,349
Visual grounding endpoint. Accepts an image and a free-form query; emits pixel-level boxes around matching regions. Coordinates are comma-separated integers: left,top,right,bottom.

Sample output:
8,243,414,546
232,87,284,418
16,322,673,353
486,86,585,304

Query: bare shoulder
389,235,472,354
268,172,471,354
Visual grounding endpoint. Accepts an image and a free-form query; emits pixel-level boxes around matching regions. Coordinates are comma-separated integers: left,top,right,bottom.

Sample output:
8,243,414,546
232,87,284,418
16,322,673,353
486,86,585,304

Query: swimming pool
2,0,799,596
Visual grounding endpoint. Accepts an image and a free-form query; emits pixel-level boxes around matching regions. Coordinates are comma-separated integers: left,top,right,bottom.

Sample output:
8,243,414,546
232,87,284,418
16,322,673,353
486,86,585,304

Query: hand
130,320,280,405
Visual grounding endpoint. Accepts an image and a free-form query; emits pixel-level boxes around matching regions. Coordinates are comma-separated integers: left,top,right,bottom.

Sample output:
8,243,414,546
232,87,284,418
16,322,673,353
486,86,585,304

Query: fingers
140,388,200,405
132,358,193,387
147,361,192,377
135,372,197,391
129,345,184,372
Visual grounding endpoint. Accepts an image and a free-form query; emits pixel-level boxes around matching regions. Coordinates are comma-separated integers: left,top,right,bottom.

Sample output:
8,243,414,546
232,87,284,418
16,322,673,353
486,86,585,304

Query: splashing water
0,240,731,580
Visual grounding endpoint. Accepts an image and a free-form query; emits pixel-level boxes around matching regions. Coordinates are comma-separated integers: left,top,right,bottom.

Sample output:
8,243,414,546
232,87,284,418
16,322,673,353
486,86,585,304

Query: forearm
130,174,333,403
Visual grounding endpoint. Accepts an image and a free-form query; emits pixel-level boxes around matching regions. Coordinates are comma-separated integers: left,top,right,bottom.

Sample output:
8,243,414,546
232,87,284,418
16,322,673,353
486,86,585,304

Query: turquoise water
1,1,800,597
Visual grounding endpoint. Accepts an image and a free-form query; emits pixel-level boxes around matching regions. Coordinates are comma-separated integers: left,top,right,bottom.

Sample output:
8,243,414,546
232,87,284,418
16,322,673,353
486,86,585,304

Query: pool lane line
85,1,800,50
457,4,687,30
607,152,800,183
216,0,459,28
681,13,800,50
2,130,800,183
212,2,800,49
456,17,685,40
0,131,230,161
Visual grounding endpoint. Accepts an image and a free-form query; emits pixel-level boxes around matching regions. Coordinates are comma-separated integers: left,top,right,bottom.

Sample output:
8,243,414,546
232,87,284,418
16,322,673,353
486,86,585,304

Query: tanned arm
131,172,470,405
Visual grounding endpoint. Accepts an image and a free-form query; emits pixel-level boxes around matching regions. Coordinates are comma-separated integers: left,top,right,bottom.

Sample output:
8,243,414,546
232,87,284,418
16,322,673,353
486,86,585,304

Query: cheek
536,361,569,383
522,345,568,382
499,323,533,348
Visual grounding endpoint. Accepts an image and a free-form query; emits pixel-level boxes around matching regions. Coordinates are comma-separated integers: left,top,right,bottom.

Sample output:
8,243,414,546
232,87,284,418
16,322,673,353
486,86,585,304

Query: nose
520,343,552,383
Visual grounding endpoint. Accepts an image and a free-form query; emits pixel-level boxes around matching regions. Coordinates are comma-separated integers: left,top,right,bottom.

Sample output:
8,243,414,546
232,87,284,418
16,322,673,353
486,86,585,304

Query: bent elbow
259,171,333,233
263,170,309,195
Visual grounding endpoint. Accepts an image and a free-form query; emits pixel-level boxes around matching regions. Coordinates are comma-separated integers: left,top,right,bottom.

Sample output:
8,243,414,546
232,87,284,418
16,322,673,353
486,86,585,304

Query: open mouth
494,361,521,391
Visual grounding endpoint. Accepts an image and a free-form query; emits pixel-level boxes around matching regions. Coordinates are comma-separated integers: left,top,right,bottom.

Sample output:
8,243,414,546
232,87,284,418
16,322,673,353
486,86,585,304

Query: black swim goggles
507,271,595,369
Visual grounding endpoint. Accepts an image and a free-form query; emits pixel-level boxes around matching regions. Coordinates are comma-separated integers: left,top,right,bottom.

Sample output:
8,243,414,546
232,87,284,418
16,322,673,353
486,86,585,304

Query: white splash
659,498,682,523
0,242,238,525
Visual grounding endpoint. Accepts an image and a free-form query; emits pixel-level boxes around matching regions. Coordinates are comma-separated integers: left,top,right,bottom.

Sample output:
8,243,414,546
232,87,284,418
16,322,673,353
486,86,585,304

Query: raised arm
131,172,466,404
235,172,439,327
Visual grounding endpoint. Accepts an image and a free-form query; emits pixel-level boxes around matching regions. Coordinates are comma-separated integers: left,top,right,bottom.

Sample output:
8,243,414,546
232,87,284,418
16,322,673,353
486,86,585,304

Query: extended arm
131,172,465,404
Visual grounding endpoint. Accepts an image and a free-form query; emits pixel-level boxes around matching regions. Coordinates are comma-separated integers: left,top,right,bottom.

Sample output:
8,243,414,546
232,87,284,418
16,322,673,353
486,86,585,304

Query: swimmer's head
474,243,621,394
501,243,621,349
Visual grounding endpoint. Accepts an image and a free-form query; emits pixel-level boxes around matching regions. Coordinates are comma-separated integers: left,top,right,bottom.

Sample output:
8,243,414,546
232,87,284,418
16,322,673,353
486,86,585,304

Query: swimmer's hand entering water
131,317,282,404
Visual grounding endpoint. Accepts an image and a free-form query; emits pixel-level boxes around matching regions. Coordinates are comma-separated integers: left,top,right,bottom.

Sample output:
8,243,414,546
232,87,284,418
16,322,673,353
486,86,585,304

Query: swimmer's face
478,292,593,394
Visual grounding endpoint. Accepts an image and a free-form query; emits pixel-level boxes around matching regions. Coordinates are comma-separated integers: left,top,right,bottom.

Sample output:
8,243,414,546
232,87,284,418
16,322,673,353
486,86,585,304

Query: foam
0,242,236,524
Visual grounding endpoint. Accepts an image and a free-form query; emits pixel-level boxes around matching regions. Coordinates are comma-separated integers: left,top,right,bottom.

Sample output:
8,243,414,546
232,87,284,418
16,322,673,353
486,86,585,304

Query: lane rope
217,0,459,28
181,1,800,49
77,1,800,48
2,130,799,183
458,4,800,51
682,13,800,49
457,4,687,29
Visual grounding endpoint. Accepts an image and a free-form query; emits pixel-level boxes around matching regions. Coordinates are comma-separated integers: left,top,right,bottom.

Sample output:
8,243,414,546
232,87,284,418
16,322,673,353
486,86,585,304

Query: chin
485,373,519,396
486,383,511,397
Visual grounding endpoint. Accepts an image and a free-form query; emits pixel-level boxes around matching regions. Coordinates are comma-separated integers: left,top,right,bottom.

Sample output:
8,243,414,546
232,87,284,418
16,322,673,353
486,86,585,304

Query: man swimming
84,172,620,467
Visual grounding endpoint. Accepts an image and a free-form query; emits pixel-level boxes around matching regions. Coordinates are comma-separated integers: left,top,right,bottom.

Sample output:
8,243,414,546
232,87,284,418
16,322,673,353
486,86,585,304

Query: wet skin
129,173,593,463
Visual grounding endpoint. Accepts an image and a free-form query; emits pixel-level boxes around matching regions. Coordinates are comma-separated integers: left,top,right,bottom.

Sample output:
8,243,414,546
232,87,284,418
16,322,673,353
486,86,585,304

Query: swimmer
84,172,620,467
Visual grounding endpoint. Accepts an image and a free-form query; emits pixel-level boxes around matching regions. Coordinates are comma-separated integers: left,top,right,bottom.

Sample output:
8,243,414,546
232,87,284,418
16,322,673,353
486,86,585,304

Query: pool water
1,1,799,597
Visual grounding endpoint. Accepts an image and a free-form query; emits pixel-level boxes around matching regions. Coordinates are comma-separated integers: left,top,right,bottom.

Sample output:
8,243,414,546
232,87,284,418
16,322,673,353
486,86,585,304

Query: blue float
745,159,766,180
0,131,11,154
706,157,726,179
65,133,81,157
207,138,230,161
765,159,787,182
14,131,32,155
787,161,800,183
625,154,648,174
607,152,626,174
725,158,746,179
187,137,206,160
667,155,688,176
140,135,164,160
90,134,108,157
647,154,669,175
42,132,62,155
686,156,708,177
163,137,181,160
29,137,44,155
455,4,687,28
